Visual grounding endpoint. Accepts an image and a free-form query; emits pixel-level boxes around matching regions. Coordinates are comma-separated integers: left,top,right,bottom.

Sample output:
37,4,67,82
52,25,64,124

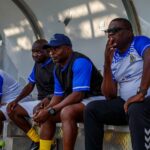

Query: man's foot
30,142,39,150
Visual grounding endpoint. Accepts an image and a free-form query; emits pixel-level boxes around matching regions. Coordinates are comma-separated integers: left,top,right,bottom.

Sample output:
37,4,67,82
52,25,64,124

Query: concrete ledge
2,121,131,150
55,123,132,150
3,121,32,150
4,137,31,150
105,125,130,132
3,121,26,138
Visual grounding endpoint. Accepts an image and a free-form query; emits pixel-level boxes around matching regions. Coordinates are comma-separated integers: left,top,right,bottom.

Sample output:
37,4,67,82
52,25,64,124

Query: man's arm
124,47,150,112
101,38,117,99
33,57,91,123
52,91,85,112
52,57,89,110
7,82,35,112
33,95,63,123
7,66,36,112
15,82,35,102
33,91,84,124
140,47,150,91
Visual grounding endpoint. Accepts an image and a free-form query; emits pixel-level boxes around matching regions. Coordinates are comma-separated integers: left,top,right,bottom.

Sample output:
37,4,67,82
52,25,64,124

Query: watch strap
137,87,147,96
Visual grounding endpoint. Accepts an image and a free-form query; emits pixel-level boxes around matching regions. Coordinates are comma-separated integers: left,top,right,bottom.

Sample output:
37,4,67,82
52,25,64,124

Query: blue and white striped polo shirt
0,70,22,103
111,36,150,101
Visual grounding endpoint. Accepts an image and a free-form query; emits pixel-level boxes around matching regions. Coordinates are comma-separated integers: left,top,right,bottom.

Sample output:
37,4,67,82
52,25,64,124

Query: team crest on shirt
130,54,136,63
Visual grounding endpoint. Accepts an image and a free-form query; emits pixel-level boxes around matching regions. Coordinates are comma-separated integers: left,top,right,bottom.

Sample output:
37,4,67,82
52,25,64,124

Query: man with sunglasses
7,39,55,150
33,33,104,150
84,18,150,150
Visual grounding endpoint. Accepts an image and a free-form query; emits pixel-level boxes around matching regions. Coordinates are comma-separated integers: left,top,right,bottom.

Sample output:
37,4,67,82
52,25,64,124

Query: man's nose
49,50,55,56
49,50,53,55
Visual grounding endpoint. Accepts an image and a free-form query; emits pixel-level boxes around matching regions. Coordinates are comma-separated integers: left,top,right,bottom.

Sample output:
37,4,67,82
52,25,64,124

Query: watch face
49,108,56,115
50,109,55,114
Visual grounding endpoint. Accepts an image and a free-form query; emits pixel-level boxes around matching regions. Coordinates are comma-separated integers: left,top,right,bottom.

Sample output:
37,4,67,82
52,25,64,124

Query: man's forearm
52,92,84,111
15,83,34,102
102,66,117,99
44,95,63,110
140,49,150,91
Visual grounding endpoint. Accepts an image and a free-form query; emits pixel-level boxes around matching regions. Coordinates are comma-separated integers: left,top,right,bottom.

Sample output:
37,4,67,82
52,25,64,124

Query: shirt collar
115,36,135,57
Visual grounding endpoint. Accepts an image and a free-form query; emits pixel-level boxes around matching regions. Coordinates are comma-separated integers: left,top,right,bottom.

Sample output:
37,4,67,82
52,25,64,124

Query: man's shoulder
0,69,3,76
73,51,90,59
73,52,92,63
0,70,10,79
134,35,150,43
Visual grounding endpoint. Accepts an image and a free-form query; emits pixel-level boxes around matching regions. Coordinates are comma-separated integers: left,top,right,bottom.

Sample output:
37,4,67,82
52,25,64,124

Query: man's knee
7,105,22,119
7,110,16,119
84,102,96,114
61,106,77,121
84,101,102,116
33,104,39,114
128,103,143,118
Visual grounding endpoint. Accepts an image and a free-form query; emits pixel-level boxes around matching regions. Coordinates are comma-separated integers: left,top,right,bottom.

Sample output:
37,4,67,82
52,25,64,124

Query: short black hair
111,18,133,31
32,39,48,50
33,39,48,45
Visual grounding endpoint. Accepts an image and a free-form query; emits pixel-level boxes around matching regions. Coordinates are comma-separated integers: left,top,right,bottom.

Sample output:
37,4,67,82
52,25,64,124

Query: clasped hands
33,108,49,125
32,97,51,125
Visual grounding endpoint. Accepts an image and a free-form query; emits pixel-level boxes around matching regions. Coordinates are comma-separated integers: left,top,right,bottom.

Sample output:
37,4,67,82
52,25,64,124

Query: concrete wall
0,0,35,85
0,0,150,90
0,0,127,84
25,0,127,70
132,0,150,37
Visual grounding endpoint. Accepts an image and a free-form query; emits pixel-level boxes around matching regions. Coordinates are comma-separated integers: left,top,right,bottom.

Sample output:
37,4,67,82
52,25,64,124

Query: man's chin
35,60,42,63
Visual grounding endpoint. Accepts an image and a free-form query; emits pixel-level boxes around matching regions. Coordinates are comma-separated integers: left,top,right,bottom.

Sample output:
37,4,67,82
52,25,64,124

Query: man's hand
7,101,18,113
39,97,50,109
124,93,145,113
33,109,49,124
33,98,50,114
104,37,117,66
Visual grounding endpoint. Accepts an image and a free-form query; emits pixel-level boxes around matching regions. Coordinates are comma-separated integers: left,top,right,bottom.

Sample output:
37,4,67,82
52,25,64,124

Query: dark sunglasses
104,27,127,34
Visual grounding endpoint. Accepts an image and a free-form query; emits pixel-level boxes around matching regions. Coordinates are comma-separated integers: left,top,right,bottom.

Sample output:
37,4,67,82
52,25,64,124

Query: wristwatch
47,107,57,116
137,87,147,96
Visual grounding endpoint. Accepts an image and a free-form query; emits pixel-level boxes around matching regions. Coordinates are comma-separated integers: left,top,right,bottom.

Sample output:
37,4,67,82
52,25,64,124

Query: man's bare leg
39,113,60,150
8,105,31,133
61,103,85,150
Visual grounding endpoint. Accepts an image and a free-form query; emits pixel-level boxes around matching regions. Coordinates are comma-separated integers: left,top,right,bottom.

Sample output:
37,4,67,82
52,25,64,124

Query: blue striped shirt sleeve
134,36,150,56
53,68,64,96
72,58,92,92
28,66,36,83
0,75,3,97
